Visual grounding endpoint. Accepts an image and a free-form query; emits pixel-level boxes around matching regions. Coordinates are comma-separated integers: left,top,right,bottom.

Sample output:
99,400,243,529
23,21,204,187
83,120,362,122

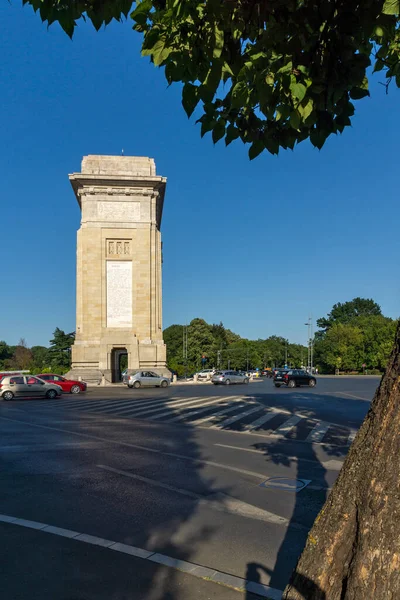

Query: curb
0,513,283,599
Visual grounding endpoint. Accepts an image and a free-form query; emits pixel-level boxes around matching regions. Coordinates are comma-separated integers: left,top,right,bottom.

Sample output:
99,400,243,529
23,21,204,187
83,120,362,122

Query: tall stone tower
68,155,168,382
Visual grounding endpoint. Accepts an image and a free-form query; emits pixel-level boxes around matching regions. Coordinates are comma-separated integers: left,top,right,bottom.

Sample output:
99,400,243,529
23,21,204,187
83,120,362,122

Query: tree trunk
283,323,400,600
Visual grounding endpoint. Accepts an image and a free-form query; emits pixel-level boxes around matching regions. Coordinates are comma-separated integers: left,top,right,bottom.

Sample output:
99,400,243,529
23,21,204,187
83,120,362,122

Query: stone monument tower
67,155,168,382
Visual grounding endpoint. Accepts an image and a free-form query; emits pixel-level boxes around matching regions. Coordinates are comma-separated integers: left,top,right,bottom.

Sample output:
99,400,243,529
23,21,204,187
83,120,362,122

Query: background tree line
1,298,396,377
0,328,75,374
164,318,308,376
165,298,398,376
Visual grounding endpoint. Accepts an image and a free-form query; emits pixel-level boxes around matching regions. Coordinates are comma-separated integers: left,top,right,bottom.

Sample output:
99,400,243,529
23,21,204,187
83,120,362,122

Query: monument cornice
69,173,166,227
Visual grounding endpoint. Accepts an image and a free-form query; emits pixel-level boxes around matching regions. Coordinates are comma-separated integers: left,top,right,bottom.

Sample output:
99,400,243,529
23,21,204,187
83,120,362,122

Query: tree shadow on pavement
0,402,231,600
247,431,348,596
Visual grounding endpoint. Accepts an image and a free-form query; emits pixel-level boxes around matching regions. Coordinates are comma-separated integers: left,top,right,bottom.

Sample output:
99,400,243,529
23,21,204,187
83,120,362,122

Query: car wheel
244,378,249,384
127,383,134,389
133,381,141,389
274,383,281,388
309,379,316,387
70,385,81,394
46,389,58,399
161,380,168,388
225,379,231,385
288,380,296,388
2,391,14,401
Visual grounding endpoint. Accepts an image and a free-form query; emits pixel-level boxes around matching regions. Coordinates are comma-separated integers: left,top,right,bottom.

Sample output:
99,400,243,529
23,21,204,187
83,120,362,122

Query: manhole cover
260,477,311,492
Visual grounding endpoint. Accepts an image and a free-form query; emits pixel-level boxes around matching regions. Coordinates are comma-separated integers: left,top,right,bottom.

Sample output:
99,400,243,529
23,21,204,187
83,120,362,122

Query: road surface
0,376,379,599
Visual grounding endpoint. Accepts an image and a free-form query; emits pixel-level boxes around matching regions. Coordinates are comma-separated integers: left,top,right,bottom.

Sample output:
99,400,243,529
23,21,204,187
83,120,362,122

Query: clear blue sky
1,4,399,348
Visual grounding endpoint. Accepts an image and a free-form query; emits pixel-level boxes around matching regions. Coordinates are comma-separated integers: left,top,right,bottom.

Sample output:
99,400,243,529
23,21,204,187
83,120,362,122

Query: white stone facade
67,155,168,382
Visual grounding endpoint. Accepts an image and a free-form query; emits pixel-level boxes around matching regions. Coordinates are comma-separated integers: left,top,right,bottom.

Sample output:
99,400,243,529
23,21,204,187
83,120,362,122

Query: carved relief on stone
106,239,131,257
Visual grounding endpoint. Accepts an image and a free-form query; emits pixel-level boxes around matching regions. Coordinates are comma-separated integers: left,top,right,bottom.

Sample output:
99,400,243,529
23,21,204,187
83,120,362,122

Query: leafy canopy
317,297,382,332
24,0,400,158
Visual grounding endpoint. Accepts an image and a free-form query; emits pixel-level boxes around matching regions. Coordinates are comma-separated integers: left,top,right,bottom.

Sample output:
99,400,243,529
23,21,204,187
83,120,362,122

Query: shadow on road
0,379,368,600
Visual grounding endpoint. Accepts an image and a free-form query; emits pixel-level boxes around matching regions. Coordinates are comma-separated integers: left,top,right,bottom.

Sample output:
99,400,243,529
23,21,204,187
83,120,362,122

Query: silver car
211,370,250,385
0,375,62,401
123,370,170,389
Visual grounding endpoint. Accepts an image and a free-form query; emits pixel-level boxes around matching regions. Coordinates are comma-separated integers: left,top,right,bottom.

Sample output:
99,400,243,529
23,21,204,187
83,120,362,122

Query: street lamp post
182,324,188,379
305,317,313,373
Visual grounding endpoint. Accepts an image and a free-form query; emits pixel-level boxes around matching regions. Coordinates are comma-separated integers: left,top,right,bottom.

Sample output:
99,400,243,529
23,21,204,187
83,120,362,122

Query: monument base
66,334,170,383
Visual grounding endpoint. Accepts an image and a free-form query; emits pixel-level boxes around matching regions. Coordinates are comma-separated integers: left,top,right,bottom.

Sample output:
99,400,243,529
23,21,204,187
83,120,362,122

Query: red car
36,374,87,394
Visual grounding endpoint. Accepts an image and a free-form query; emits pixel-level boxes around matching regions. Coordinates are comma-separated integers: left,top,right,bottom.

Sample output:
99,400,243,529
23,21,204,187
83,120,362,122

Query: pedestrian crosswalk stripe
27,395,354,446
149,397,233,421
118,397,210,419
163,398,235,423
190,402,247,426
82,396,185,414
211,406,262,429
244,411,277,431
305,421,331,443
82,397,179,415
272,415,304,436
54,398,106,410
346,430,357,446
72,399,147,413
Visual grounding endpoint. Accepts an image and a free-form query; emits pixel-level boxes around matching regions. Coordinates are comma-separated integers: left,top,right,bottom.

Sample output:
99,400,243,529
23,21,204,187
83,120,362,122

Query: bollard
193,374,198,382
173,374,177,383
101,374,106,386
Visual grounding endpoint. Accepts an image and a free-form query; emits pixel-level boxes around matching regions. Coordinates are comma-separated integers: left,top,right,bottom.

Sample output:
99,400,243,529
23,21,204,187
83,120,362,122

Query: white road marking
339,392,371,401
214,443,345,471
116,396,207,418
245,411,277,431
97,465,292,526
163,398,231,423
0,415,267,479
86,396,187,414
271,415,303,436
189,401,246,426
347,430,357,445
148,397,226,420
305,422,331,443
51,398,111,410
212,406,262,428
87,396,186,410
68,399,147,413
0,513,282,599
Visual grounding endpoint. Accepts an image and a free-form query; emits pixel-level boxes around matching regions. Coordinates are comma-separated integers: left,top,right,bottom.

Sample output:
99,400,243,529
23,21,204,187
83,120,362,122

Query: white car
196,369,215,381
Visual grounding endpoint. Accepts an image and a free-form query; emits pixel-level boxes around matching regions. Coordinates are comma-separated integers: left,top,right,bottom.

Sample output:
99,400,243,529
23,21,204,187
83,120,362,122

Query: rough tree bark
283,323,400,600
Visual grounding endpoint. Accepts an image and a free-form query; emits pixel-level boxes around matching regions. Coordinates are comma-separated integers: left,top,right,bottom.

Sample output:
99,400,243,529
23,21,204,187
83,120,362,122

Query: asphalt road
0,376,379,600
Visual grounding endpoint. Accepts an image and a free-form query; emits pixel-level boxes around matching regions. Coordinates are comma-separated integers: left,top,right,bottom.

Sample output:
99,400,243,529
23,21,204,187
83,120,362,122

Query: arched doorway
111,347,128,383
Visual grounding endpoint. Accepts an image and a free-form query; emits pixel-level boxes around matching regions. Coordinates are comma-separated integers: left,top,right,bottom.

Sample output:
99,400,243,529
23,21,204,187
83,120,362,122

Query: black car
274,369,316,388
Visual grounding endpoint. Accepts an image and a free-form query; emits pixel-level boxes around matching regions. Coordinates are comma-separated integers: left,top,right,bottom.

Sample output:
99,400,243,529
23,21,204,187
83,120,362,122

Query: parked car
123,370,170,389
196,369,215,381
0,375,63,401
211,370,250,385
274,369,317,388
36,374,87,394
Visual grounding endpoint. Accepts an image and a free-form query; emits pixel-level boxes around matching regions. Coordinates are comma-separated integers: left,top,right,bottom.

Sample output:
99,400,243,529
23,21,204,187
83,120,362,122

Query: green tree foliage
30,346,51,372
24,0,400,157
314,299,397,372
0,341,13,368
5,339,33,371
48,327,75,371
164,319,307,373
316,297,382,333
